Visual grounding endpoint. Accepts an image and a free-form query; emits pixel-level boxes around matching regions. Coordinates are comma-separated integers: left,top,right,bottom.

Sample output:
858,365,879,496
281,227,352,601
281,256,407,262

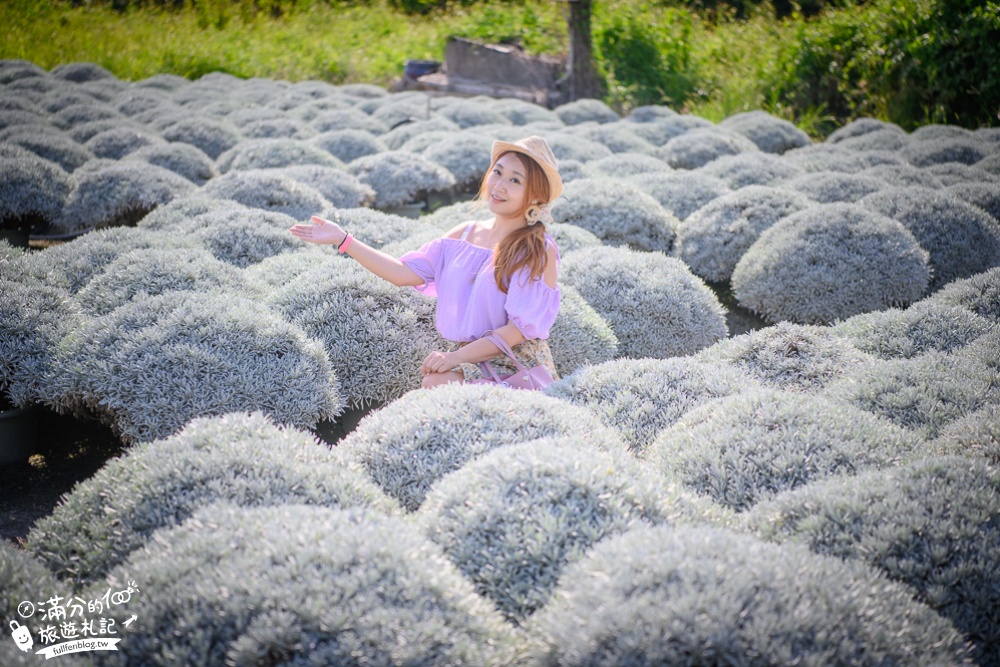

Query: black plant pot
0,402,40,466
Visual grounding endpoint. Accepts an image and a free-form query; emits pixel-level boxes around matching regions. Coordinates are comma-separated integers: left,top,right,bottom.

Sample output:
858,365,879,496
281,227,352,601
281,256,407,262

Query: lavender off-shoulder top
399,223,561,343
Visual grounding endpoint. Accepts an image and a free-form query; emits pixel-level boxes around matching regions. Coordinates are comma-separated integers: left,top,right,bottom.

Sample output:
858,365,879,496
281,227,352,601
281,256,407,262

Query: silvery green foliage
782,144,902,174
824,342,1000,439
645,388,922,512
732,203,931,324
908,125,975,141
580,152,670,178
158,115,242,160
574,123,658,154
215,137,342,173
122,141,217,185
112,86,175,116
745,456,999,665
366,91,436,128
657,127,760,170
624,114,714,146
628,169,731,221
46,290,343,443
946,180,1000,221
26,411,397,585
697,150,804,188
51,100,121,127
718,110,812,154
422,131,493,190
227,105,290,130
545,132,614,162
830,302,995,359
857,162,944,188
68,117,139,143
494,99,563,125
545,356,754,454
289,95,356,122
623,104,680,122
52,61,115,82
551,178,676,252
83,126,165,159
135,193,246,233
199,169,331,221
561,246,727,359
0,108,53,134
860,186,1000,290
261,164,375,208
901,135,991,167
552,98,620,125
674,185,815,282
0,277,79,406
348,150,456,208
924,161,1000,187
835,128,911,152
416,438,713,623
694,321,875,393
58,161,195,233
311,128,387,163
310,105,393,134
923,266,1000,323
399,129,453,154
826,117,906,143
780,170,885,203
976,153,1000,176
929,403,1000,463
548,283,619,377
0,154,71,225
380,116,459,150
188,207,306,268
90,505,520,667
412,199,481,232
338,383,627,511
242,249,335,291
437,98,510,128
553,156,584,182
266,258,442,408
320,206,431,249
2,126,94,171
20,226,182,292
546,220,602,253
527,523,972,667
0,58,48,83
239,115,316,140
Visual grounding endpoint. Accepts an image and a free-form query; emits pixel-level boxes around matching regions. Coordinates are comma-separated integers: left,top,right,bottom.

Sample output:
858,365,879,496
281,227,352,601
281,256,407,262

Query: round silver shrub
857,162,945,188
923,266,1000,323
188,208,307,268
835,127,912,152
551,178,676,252
495,98,563,125
89,505,521,667
309,107,391,135
976,153,1000,176
199,169,331,221
83,126,164,160
338,383,626,511
645,388,922,512
731,203,931,324
546,220,602,253
552,98,620,125
901,135,991,167
51,100,121,127
67,117,139,143
780,170,886,203
695,321,873,393
628,169,731,221
783,144,902,174
673,185,815,282
830,302,995,359
135,193,245,233
860,186,1000,290
310,128,387,163
527,523,972,667
0,154,71,226
416,438,716,624
548,283,619,378
946,181,1000,221
380,116,460,150
696,150,805,188
656,126,760,170
545,132,614,162
0,542,72,667
929,402,1000,464
321,206,432,249
924,162,1000,187
560,246,728,359
239,116,316,140
580,152,671,178
242,249,337,291
718,110,812,154
745,456,999,665
122,141,217,186
260,164,376,208
216,137,342,173
348,150,456,209
2,126,94,172
826,117,906,143
545,356,755,454
159,115,242,160
265,257,442,408
422,131,493,191
52,61,115,83
26,411,397,585
574,123,658,154
437,98,510,128
46,290,344,443
58,161,195,233
366,91,437,128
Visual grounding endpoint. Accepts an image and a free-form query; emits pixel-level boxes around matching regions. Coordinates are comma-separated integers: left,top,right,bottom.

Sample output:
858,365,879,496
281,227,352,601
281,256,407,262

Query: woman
289,135,562,389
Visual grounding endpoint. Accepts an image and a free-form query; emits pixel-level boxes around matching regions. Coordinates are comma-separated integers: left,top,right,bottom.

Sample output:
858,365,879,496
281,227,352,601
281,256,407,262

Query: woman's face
485,152,529,220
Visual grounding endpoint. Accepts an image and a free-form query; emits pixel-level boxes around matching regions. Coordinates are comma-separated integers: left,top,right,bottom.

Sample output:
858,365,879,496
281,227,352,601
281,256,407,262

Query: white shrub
421,131,493,190
83,126,165,159
657,126,760,169
2,126,94,171
261,164,375,208
580,152,671,178
51,100,121,127
561,245,727,359
732,203,931,324
216,137,342,173
620,113,715,147
976,153,1000,176
339,383,626,510
860,186,1000,290
546,219,602,253
159,115,242,160
573,122,658,154
66,116,138,143
857,162,944,188
188,207,308,268
923,161,1000,186
623,104,680,122
380,115,459,149
123,141,217,185
548,283,619,377
136,193,246,233
494,99,563,125
780,170,885,203
922,266,1000,323
310,127,387,163
552,178,676,251
929,402,1000,463
545,356,755,453
783,144,903,173
52,61,115,82
902,135,991,167
835,128,911,152
0,154,71,225
674,185,815,282
347,150,456,208
946,181,1000,221
552,98,620,125
826,117,906,143
697,150,805,188
718,110,812,154
239,116,316,140
437,98,511,128
367,91,437,128
646,388,922,511
199,169,331,221
628,169,731,220
545,131,615,162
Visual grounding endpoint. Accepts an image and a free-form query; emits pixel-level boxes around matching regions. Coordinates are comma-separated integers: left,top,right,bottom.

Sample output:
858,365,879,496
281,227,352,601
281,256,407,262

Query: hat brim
491,140,563,203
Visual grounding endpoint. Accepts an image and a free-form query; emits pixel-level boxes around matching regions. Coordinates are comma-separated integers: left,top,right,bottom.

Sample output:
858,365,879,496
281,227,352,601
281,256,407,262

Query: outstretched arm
289,216,424,287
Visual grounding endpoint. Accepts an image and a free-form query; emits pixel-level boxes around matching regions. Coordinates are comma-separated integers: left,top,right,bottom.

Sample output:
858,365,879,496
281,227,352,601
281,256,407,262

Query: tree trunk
560,0,603,103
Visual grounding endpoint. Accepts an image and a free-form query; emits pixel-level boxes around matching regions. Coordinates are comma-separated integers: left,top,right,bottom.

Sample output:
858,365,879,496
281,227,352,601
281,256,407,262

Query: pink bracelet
338,233,354,254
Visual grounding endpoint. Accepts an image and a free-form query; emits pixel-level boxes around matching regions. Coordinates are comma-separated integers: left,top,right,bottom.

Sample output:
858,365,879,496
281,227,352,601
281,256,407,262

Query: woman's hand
289,216,347,245
421,350,459,375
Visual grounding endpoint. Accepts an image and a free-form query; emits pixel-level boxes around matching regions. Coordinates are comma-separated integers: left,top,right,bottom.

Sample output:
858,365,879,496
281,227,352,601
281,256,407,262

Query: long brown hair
476,151,552,294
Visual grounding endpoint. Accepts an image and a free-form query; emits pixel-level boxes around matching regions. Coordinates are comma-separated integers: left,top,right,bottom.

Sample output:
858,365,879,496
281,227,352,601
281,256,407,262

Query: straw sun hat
490,135,563,204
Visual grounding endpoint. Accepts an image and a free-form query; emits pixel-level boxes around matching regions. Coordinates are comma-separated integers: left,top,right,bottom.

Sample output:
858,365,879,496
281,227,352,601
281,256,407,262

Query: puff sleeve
398,238,444,297
505,268,561,340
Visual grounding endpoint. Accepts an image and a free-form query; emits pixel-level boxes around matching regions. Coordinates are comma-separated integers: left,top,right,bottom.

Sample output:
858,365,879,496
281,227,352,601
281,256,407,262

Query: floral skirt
449,337,558,382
